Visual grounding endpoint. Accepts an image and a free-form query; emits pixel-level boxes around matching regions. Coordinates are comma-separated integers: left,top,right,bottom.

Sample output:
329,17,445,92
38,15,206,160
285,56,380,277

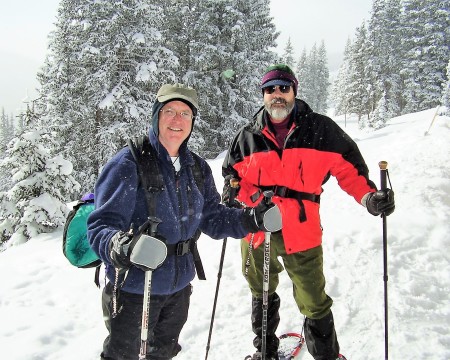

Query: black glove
242,200,282,233
109,231,134,269
366,189,395,216
222,174,241,208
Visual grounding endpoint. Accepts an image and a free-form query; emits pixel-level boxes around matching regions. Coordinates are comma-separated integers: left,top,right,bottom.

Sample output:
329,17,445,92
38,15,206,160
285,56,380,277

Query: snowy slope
1,108,449,360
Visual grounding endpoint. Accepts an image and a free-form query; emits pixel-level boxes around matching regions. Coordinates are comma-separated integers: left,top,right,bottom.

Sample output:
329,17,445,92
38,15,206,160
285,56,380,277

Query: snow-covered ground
1,108,449,360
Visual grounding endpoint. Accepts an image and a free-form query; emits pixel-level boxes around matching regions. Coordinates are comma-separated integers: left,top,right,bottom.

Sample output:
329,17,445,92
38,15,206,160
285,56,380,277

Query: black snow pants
100,281,191,360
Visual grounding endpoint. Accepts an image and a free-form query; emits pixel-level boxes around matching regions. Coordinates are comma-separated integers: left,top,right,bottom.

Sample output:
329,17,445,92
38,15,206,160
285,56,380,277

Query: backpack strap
186,152,206,280
127,136,206,280
190,151,204,193
127,135,165,223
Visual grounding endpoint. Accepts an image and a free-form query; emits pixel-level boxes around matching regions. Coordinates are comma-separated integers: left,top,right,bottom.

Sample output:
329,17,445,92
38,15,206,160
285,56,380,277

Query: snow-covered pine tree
368,91,389,129
296,48,308,99
0,108,15,155
281,38,296,71
0,129,80,247
347,23,371,127
158,0,278,158
314,41,330,114
402,0,450,113
297,43,329,114
301,44,317,107
367,0,403,124
442,60,450,117
332,38,353,125
212,0,278,156
0,109,15,193
36,0,176,191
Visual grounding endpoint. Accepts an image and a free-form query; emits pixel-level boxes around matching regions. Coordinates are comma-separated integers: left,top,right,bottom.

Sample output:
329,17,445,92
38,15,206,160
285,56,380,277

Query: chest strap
165,231,206,280
253,186,320,223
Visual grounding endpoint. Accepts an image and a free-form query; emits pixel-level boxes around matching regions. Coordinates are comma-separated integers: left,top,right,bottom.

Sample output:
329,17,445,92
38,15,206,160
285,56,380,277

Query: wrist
361,192,371,207
109,231,132,269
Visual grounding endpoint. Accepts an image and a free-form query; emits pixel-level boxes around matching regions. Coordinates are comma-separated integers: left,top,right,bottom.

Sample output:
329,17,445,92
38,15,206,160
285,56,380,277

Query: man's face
263,84,295,123
158,100,193,155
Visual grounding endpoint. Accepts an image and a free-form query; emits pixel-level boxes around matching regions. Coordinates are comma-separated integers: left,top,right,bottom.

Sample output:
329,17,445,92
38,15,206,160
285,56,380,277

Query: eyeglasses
263,85,292,95
159,108,193,120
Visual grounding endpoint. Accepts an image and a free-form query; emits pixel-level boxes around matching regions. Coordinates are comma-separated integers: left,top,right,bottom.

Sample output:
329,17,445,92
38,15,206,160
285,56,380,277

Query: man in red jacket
222,64,395,360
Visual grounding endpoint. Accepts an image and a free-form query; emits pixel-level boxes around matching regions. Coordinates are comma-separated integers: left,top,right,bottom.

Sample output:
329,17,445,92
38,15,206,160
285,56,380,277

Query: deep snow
1,108,449,360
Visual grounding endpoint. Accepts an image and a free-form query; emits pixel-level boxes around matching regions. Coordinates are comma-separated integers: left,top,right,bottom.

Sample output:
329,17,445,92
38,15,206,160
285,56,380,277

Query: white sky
1,109,449,359
0,0,372,115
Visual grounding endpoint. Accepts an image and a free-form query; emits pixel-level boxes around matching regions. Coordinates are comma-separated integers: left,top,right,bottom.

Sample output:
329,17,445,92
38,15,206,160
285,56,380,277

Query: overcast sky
0,0,372,115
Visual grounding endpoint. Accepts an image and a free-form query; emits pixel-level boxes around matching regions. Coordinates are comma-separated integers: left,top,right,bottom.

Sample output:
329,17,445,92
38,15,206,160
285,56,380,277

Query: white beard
269,107,290,120
265,100,294,120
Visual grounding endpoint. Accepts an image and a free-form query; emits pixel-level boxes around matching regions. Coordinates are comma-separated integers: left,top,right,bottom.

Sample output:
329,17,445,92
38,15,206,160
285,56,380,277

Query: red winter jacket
222,99,377,253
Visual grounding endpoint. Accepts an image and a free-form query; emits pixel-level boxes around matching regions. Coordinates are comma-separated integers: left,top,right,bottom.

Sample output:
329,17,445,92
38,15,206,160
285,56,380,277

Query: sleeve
87,149,139,265
199,160,249,240
326,121,377,203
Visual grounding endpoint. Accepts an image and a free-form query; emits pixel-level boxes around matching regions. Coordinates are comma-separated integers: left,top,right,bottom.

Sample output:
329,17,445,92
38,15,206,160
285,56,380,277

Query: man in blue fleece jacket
88,83,277,360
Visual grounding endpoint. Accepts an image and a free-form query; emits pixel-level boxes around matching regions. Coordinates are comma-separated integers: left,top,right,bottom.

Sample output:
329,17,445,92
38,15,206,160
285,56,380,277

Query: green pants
241,232,333,319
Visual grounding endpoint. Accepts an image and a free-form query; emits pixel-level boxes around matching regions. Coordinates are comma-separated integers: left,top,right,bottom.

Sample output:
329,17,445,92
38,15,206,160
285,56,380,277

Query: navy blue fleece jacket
87,129,248,295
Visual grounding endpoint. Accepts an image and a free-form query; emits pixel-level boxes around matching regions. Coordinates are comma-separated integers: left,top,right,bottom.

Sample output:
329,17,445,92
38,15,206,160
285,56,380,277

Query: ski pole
261,230,271,360
261,190,275,360
134,219,166,360
205,178,240,360
379,161,389,360
139,269,153,360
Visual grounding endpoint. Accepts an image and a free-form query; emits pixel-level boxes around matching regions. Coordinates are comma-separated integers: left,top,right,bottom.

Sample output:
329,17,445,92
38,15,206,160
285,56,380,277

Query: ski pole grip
262,190,275,204
228,178,240,204
378,161,388,191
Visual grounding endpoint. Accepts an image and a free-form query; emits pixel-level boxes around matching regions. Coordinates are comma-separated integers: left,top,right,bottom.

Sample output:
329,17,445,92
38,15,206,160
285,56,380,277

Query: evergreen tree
296,48,308,99
0,109,14,192
347,23,372,127
0,129,80,246
367,0,403,124
332,38,353,125
36,0,176,191
402,0,450,113
0,108,14,154
368,91,389,129
442,60,450,117
281,38,296,70
158,0,278,158
315,41,330,114
295,42,329,113
302,44,317,107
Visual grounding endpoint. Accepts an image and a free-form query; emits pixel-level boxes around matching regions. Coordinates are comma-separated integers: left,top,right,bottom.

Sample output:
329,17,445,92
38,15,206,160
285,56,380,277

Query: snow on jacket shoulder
88,130,248,295
223,99,377,253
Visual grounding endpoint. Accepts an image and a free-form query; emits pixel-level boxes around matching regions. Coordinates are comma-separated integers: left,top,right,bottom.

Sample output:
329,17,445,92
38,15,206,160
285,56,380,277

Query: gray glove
109,231,167,271
366,189,395,216
242,200,282,233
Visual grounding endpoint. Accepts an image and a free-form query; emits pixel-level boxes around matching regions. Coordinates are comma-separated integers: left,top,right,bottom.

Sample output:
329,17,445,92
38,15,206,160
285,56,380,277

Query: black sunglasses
263,85,292,94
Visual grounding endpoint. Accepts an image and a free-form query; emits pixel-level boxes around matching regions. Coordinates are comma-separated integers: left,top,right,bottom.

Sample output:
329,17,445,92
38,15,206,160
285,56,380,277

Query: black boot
304,311,340,360
250,292,280,359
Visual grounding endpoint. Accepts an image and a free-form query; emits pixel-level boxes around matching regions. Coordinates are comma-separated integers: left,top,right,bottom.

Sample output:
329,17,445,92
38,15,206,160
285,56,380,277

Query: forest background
0,0,449,245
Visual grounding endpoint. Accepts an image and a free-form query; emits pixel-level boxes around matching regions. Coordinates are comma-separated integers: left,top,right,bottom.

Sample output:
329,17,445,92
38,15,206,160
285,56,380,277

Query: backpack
62,135,205,284
62,192,101,268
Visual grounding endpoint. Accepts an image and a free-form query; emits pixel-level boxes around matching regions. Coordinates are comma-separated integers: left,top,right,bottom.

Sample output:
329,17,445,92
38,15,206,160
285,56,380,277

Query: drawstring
111,267,128,318
244,233,255,278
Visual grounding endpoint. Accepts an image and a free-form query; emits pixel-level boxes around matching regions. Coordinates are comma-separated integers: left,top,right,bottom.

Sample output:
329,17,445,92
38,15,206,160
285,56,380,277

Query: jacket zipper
173,169,183,290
